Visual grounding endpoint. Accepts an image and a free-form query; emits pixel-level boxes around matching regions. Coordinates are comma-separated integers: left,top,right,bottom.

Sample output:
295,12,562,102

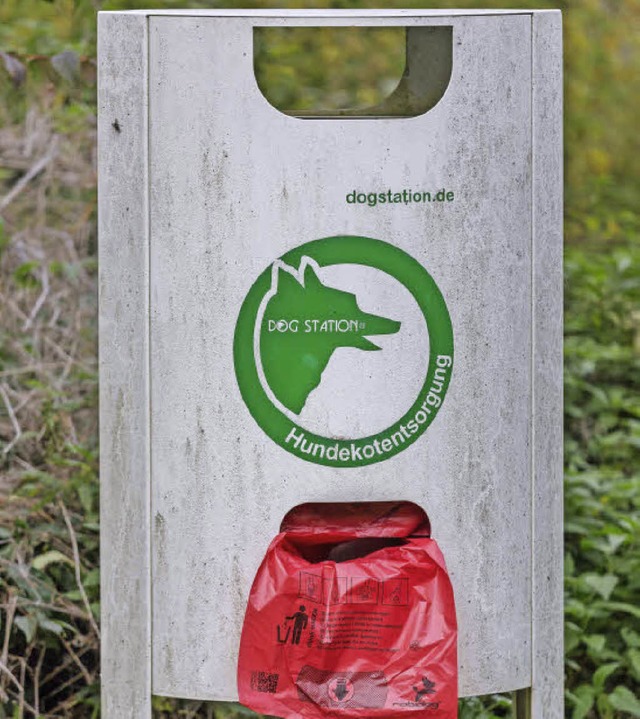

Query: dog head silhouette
260,260,401,414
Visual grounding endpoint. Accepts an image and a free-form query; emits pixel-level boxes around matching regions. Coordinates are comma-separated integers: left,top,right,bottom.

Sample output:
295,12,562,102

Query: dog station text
346,188,455,207
268,319,366,334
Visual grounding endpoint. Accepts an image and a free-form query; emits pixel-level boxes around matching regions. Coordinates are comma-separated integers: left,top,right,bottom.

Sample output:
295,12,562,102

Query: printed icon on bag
323,577,349,605
250,670,279,694
299,571,323,603
393,676,440,710
382,578,409,606
351,578,379,604
300,572,395,606
413,676,436,701
234,235,454,467
328,677,355,703
276,605,308,645
296,666,388,708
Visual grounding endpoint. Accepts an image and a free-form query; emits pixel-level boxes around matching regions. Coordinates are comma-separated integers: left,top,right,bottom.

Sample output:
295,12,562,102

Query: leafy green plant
564,244,640,718
0,444,100,717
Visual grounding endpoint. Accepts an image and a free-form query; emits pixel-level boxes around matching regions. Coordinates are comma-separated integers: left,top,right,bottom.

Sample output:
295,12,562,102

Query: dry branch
59,501,101,641
0,136,59,213
1,383,22,455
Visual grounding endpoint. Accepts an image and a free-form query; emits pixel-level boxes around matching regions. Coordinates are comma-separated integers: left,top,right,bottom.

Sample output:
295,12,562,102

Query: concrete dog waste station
98,9,563,718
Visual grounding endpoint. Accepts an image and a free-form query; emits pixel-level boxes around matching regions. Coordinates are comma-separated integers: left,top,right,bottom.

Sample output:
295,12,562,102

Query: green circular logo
233,236,453,467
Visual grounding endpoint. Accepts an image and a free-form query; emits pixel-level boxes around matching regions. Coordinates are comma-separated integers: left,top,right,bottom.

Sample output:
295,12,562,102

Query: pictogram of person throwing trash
276,605,308,645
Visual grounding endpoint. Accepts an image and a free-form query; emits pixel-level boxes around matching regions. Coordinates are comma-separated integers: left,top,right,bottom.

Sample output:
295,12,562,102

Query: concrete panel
148,13,532,699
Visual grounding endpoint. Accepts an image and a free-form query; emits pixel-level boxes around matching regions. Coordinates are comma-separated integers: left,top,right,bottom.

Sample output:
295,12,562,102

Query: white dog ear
272,263,301,293
302,261,322,289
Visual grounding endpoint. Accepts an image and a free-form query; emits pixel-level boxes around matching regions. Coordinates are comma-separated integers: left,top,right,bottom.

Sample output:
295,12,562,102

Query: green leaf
566,622,583,653
38,618,65,637
622,627,640,648
583,573,619,600
571,685,595,719
593,662,619,691
77,483,94,515
14,615,37,643
600,601,640,619
83,568,99,588
609,686,640,716
12,261,40,288
628,648,640,681
584,634,606,654
605,533,626,553
32,549,73,571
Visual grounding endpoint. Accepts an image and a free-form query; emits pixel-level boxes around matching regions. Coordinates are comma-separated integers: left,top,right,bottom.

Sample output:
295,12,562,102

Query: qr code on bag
250,671,279,694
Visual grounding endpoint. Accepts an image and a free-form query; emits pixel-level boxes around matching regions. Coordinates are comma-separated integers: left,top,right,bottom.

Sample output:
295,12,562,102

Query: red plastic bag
237,502,457,718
